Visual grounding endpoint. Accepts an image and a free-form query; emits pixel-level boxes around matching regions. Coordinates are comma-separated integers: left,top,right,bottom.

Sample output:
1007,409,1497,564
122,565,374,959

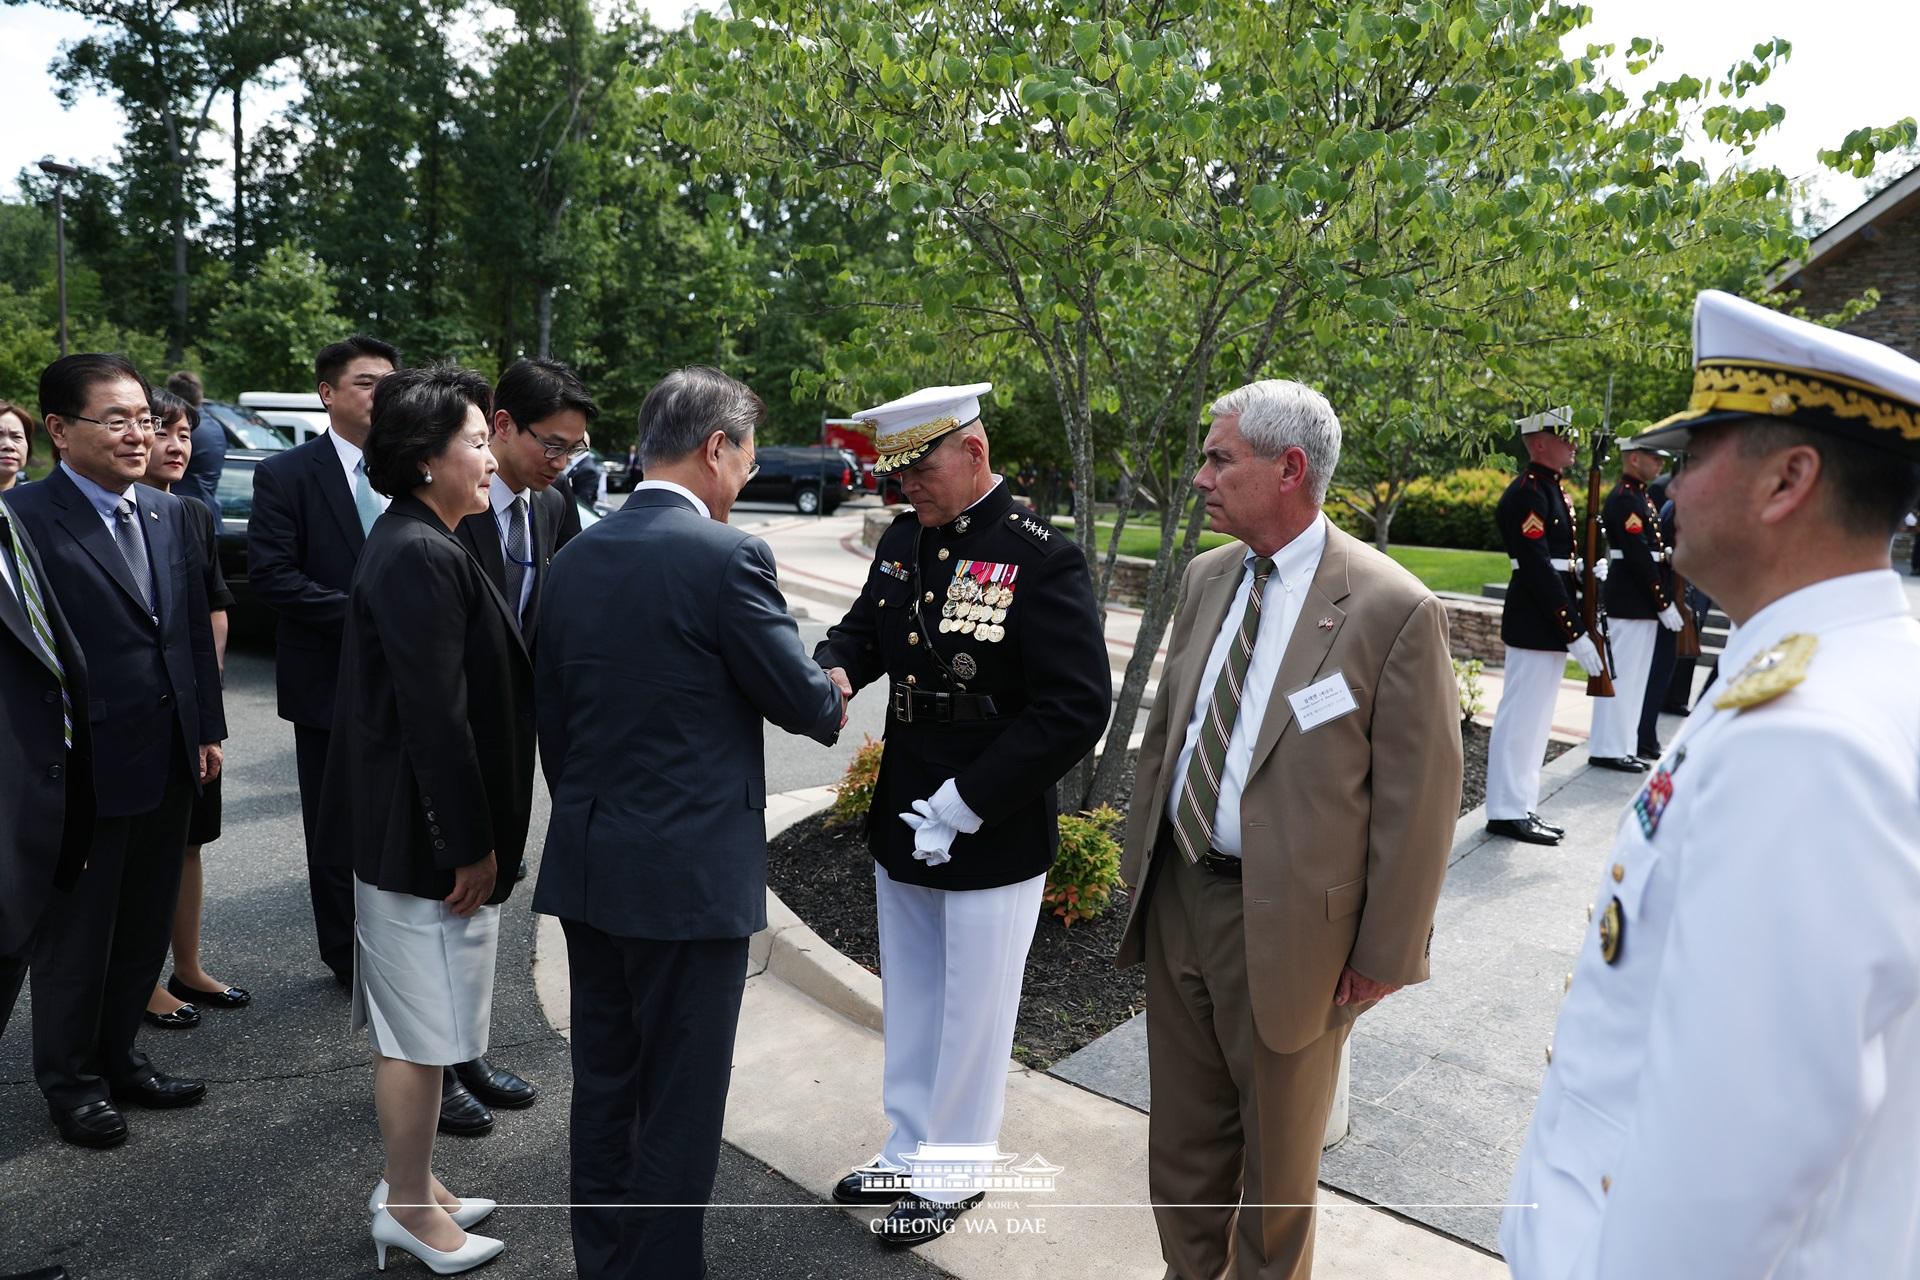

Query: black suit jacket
316,496,535,903
532,489,843,939
454,483,579,650
0,498,95,956
247,434,366,728
4,468,223,819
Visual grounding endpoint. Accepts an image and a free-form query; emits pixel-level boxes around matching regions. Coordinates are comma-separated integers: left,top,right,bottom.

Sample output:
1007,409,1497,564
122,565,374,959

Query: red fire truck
822,417,908,504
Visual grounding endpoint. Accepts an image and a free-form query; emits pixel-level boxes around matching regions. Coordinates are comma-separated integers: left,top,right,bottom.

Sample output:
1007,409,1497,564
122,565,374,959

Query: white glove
925,778,983,834
1658,604,1684,632
899,801,957,866
1592,557,1609,582
1566,632,1606,678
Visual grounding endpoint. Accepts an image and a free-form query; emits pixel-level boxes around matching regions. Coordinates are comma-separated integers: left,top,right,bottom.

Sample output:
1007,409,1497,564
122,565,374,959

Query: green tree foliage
199,242,346,394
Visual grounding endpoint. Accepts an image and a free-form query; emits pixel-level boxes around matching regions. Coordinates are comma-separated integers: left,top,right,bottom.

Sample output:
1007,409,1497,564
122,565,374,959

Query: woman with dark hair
0,399,37,491
138,390,249,1032
317,364,531,1274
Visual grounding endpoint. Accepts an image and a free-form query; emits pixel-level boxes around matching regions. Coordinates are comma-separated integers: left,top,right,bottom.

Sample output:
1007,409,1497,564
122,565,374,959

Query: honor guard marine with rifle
1585,437,1686,770
813,383,1111,1248
1501,290,1920,1280
1484,407,1607,846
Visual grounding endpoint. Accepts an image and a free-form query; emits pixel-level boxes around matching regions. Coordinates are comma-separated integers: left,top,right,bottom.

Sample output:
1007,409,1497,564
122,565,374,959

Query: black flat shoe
1,1265,70,1279
873,1194,984,1247
330,968,352,989
832,1169,907,1205
168,975,251,1008
50,1099,127,1149
454,1056,537,1109
439,1069,495,1136
514,857,529,882
111,1070,207,1109
1486,817,1562,846
1527,813,1566,838
143,1004,200,1030
1589,755,1650,773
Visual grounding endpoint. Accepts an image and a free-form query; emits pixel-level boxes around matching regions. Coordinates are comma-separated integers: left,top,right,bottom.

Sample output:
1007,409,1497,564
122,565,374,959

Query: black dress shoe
330,968,352,989
1527,812,1566,838
514,857,529,882
143,1003,200,1030
1637,741,1663,759
454,1056,537,1109
111,1070,207,1109
873,1194,984,1247
168,974,252,1008
439,1069,495,1136
832,1169,907,1205
1589,755,1650,773
1485,816,1562,846
1,1265,70,1279
49,1099,128,1149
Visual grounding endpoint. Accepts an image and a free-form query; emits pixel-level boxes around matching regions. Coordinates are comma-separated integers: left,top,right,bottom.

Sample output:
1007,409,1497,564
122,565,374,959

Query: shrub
1453,657,1487,723
1046,805,1124,927
828,735,884,826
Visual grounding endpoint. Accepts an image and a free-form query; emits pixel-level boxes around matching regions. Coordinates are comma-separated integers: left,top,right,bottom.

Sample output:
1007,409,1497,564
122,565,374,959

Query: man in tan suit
1115,379,1463,1279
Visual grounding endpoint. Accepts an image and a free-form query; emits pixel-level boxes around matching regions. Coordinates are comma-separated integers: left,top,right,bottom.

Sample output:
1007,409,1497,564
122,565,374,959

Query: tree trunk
160,99,189,365
537,287,554,360
231,85,246,269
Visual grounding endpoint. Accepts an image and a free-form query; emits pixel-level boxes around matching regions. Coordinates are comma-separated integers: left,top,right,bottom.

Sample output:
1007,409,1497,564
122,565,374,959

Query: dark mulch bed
769,721,1558,1068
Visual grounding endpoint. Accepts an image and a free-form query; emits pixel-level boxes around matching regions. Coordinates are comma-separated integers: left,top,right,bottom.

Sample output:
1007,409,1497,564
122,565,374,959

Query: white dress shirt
488,474,534,619
60,459,136,534
328,430,390,517
1166,515,1329,857
634,479,710,519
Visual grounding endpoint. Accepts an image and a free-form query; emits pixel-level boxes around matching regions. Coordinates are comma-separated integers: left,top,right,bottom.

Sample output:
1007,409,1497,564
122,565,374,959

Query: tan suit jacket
1116,523,1463,1055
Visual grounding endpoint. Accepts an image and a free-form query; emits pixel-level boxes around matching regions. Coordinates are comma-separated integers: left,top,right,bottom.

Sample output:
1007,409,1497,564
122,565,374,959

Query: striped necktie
1169,556,1275,863
3,513,72,748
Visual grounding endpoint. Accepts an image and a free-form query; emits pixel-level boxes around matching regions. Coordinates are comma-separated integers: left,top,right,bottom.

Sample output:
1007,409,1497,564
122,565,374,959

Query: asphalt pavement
0,624,943,1279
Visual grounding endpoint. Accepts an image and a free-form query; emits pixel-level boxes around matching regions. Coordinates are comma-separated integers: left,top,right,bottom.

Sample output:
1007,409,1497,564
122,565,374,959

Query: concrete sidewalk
532,789,1503,1280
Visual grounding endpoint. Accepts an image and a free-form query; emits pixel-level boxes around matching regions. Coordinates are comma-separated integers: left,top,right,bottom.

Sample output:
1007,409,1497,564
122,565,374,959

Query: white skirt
351,875,499,1066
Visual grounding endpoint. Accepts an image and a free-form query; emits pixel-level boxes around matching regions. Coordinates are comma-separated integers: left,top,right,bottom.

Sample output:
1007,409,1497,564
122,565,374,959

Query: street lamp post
37,159,82,359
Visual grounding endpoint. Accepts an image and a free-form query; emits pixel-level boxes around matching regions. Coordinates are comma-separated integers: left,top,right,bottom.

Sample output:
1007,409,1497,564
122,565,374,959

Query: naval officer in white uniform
1501,289,1920,1279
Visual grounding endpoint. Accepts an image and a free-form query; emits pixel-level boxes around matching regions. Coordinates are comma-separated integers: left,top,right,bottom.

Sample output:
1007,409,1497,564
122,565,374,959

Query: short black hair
165,370,204,407
38,353,152,423
1735,420,1920,539
494,358,599,433
365,364,492,498
150,387,199,432
315,335,401,389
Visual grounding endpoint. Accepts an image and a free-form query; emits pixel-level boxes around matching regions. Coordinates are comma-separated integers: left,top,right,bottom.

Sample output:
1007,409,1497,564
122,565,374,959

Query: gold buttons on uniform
1544,1044,1553,1064
1008,512,1019,521
1586,903,1594,922
1611,863,1625,883
924,592,934,603
1601,1175,1612,1194
1564,973,1572,993
908,632,920,645
937,548,950,561
905,675,917,686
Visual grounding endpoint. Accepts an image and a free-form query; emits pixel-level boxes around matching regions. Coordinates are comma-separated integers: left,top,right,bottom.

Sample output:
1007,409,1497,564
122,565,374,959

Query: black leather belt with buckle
890,683,1001,725
1199,850,1242,879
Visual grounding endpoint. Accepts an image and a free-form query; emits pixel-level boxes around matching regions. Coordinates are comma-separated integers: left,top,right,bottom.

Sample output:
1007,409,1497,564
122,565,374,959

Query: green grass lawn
1053,516,1507,597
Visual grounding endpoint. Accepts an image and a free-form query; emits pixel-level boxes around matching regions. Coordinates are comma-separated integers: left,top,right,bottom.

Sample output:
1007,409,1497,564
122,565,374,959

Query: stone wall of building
1781,197,1920,359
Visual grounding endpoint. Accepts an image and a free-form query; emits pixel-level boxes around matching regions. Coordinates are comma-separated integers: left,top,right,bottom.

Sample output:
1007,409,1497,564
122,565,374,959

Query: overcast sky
3,1,1914,226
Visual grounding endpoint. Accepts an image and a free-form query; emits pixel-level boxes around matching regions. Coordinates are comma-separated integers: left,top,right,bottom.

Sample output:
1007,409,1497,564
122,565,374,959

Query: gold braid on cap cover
1684,360,1920,441
871,414,963,468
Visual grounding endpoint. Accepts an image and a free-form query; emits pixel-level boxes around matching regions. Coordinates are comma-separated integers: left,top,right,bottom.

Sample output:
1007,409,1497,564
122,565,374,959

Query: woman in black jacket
317,365,532,1275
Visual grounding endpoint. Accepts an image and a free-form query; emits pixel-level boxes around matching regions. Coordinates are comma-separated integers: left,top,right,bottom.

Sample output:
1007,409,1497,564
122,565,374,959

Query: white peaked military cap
1515,406,1574,435
1619,436,1671,456
859,382,994,475
1640,289,1920,460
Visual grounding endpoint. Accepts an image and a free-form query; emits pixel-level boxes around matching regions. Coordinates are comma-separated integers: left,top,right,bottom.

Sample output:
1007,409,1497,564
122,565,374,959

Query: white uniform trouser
1585,617,1658,760
872,864,1045,1204
1486,646,1568,821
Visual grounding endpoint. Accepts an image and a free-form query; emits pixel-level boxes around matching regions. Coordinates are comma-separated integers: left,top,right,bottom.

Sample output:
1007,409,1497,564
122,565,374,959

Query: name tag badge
1287,671,1358,732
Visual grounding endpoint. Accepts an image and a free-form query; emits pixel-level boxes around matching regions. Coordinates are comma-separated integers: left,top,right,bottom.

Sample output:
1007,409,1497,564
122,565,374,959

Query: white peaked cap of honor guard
1514,406,1574,435
1638,289,1920,460
860,382,995,475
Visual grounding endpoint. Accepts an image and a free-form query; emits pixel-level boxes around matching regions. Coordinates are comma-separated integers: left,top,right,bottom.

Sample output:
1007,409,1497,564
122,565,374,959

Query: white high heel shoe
370,1179,497,1229
371,1206,504,1274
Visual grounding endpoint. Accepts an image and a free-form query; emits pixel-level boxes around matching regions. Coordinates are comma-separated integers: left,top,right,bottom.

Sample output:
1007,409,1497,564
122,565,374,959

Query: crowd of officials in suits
4,286,1919,1280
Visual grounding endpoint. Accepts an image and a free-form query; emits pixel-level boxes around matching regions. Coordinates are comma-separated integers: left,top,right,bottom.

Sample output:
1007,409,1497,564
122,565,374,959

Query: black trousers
1,950,27,1041
562,919,748,1280
1638,624,1678,754
294,723,356,977
31,759,195,1110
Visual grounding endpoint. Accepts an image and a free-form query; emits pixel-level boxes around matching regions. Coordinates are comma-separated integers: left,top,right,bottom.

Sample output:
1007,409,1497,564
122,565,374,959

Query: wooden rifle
1672,566,1702,659
1581,389,1616,698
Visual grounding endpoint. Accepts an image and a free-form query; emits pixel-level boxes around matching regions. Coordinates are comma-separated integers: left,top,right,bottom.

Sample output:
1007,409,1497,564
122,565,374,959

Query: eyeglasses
727,433,759,481
69,413,160,436
534,432,591,461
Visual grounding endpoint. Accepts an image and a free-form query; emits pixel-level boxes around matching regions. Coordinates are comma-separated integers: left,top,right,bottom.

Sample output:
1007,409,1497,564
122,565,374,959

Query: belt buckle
892,685,912,723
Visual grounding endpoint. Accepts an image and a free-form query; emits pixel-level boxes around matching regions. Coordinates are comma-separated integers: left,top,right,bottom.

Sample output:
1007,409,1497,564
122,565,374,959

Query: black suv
738,446,857,514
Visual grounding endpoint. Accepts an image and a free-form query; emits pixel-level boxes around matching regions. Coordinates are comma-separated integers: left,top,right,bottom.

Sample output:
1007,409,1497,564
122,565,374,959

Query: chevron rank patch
1521,512,1545,539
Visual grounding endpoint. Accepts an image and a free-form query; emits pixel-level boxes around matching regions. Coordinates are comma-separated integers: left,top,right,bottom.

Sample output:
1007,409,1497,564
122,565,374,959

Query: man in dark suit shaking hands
248,334,398,988
533,366,846,1280
5,354,226,1148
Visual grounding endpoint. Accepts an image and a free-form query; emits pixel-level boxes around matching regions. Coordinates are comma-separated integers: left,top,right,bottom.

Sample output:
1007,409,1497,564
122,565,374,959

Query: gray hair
1209,379,1342,505
636,366,766,470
